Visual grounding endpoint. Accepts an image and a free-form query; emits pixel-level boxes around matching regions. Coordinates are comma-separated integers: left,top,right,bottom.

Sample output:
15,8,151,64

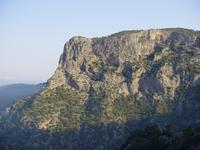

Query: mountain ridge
0,83,45,111
0,28,200,149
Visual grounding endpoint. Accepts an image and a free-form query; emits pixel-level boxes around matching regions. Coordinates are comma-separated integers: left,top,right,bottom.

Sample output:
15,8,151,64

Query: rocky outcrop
47,29,200,101
39,28,200,128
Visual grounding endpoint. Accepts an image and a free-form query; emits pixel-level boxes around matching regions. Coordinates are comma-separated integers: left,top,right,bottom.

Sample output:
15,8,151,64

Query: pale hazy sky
0,0,200,85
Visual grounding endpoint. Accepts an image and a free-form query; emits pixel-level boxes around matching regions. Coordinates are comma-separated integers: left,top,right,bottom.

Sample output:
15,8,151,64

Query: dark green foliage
113,95,154,120
162,124,172,137
0,122,123,150
120,124,167,150
171,126,200,150
145,124,162,138
100,63,118,73
82,95,103,123
162,28,200,36
121,124,200,150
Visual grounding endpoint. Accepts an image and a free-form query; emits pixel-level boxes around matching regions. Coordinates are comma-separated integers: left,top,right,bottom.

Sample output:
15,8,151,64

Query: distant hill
0,83,45,111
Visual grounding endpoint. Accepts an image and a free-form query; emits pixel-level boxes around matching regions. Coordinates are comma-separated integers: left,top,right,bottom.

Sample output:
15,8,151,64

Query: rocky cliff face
48,29,200,99
49,30,168,96
46,28,200,121
1,28,200,149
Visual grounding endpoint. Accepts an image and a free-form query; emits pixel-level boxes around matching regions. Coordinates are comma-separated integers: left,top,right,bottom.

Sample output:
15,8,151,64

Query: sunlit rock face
48,29,200,101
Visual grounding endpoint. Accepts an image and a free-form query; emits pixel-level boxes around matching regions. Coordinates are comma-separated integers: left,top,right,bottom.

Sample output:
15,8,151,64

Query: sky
0,0,200,86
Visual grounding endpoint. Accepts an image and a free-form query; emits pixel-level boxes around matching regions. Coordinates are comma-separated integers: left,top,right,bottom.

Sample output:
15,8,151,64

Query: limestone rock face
47,29,200,101
42,28,200,127
1,28,200,150
48,30,167,95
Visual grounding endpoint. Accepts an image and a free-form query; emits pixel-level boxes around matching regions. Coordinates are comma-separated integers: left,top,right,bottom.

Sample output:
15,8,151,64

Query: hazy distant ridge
0,83,45,111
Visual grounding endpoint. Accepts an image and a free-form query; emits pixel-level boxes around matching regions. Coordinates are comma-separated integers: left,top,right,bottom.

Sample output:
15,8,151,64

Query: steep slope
0,83,45,111
0,28,200,149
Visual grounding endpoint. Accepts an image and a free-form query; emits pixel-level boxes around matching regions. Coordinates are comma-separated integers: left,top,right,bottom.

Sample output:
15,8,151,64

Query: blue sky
0,0,200,85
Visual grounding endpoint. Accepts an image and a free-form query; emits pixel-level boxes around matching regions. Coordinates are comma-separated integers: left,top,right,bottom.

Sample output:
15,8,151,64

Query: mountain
0,83,45,111
0,28,200,149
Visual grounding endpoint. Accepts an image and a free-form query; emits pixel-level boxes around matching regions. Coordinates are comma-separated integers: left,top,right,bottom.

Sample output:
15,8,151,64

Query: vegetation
11,86,87,131
162,28,200,36
120,124,200,150
109,30,142,37
113,95,154,120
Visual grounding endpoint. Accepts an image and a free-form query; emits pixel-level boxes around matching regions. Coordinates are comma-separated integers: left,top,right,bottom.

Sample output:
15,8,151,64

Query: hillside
0,28,200,149
0,83,45,111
